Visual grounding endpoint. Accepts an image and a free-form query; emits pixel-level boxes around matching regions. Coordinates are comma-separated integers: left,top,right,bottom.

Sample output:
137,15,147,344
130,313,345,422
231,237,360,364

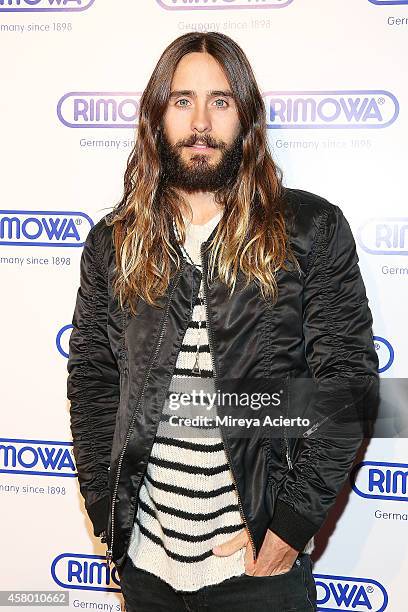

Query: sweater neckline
182,210,223,236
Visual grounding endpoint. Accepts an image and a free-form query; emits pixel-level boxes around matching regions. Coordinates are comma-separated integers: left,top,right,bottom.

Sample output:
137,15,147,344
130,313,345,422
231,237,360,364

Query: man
67,31,379,612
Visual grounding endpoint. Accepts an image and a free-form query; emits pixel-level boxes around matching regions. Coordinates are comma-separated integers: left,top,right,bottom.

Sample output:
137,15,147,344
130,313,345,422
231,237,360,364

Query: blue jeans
117,552,317,611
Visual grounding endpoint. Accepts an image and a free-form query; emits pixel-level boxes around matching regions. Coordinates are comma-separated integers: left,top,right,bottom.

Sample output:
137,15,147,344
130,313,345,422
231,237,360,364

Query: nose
190,99,211,134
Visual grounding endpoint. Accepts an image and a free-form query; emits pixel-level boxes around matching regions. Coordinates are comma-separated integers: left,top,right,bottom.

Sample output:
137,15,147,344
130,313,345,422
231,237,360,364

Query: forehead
170,52,231,91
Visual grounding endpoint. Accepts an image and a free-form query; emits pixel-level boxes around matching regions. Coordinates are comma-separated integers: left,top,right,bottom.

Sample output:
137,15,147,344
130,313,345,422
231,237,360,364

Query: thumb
212,529,248,556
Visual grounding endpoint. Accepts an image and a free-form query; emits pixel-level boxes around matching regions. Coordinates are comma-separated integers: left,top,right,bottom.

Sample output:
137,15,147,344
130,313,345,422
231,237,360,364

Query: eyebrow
169,89,234,99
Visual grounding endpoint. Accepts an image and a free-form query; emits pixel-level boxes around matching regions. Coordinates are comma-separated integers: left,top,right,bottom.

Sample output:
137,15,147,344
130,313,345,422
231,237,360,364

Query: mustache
180,135,221,149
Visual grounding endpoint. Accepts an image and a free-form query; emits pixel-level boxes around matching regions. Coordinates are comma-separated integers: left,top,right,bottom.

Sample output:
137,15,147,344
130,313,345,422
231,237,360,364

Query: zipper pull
106,548,113,568
303,415,329,438
303,423,319,438
286,449,293,470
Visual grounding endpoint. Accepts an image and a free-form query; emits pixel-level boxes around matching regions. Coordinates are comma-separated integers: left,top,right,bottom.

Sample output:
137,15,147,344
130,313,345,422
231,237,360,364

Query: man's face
159,52,243,193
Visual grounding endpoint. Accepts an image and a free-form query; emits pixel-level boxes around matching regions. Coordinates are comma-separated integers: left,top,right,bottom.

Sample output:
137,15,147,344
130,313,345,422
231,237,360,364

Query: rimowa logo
57,90,399,130
351,461,408,502
56,324,74,359
57,92,140,128
0,0,95,12
263,90,398,129
369,0,408,5
315,573,388,611
373,336,394,374
0,438,76,476
357,217,408,255
52,553,121,592
156,0,294,10
0,210,93,246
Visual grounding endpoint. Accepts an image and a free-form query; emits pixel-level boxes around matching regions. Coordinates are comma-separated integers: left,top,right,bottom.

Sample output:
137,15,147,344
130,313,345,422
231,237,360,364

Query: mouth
186,143,213,151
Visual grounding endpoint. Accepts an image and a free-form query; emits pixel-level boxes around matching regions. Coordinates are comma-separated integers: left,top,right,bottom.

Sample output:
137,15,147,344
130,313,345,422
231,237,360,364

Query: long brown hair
105,31,300,316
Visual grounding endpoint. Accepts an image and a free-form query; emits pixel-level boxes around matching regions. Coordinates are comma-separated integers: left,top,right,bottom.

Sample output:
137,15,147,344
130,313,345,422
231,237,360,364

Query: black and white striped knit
126,211,314,592
127,210,249,591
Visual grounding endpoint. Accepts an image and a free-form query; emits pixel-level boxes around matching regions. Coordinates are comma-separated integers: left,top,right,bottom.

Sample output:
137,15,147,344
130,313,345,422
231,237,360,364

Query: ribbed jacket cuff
87,494,110,537
268,498,318,552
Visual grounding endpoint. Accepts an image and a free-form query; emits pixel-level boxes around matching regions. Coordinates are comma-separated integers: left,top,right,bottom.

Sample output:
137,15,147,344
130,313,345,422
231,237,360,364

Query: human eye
175,98,191,107
214,98,229,108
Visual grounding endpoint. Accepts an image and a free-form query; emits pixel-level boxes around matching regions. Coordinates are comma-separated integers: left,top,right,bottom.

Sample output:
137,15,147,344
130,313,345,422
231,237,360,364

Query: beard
157,127,243,193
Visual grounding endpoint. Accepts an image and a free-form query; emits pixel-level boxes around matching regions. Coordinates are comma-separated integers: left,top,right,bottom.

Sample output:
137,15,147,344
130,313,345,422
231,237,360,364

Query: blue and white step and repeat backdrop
1,1,407,610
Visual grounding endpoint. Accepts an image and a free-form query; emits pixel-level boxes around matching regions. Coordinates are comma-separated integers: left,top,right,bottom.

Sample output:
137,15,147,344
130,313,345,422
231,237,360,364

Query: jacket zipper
302,400,353,439
283,373,293,470
200,243,257,562
302,373,375,439
284,434,293,470
105,258,187,567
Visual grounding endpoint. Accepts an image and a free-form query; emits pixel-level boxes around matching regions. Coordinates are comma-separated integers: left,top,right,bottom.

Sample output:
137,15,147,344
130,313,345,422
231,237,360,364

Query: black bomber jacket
67,187,379,571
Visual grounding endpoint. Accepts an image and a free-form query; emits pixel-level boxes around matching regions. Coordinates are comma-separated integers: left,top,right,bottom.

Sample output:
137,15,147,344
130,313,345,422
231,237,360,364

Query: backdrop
1,1,406,610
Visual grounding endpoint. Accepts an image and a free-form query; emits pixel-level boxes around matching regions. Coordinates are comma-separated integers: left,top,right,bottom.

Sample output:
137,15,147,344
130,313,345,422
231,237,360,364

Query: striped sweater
126,211,314,592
